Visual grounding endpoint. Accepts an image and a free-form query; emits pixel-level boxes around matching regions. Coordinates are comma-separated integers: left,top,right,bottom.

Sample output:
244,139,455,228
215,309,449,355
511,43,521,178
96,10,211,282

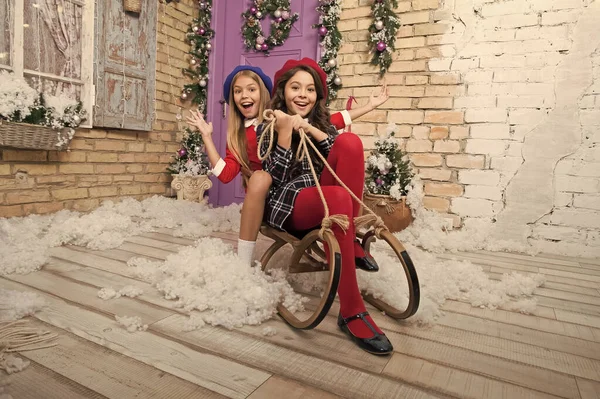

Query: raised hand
186,110,213,138
369,79,389,109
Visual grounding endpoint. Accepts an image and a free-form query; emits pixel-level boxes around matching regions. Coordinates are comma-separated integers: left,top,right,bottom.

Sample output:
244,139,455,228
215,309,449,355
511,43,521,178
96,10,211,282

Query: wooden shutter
93,0,157,131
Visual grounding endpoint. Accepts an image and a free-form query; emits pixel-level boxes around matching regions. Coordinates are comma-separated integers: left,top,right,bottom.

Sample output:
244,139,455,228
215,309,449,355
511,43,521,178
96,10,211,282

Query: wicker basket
123,0,142,13
363,192,414,233
0,120,73,151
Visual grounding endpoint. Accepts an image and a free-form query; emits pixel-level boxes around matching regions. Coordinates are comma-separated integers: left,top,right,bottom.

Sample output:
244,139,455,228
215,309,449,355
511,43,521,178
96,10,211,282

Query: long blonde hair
226,70,271,186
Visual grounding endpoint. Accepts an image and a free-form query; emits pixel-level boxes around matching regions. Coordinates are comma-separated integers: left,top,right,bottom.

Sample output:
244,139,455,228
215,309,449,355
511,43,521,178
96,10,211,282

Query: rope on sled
258,109,388,239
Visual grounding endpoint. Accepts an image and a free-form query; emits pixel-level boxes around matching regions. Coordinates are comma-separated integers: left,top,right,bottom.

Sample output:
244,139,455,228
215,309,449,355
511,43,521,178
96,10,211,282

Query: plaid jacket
257,123,338,231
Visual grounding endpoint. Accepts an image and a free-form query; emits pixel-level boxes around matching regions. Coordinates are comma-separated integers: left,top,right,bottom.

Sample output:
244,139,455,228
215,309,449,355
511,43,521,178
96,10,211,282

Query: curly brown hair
269,65,333,179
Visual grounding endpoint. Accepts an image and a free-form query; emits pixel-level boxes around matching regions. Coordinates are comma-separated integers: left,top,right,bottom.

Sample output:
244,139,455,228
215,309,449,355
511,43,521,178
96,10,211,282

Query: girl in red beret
188,64,389,269
257,58,393,355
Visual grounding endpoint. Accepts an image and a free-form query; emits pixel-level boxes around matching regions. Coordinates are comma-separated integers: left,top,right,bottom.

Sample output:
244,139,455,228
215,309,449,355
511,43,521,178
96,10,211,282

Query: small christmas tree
365,124,413,200
167,128,211,176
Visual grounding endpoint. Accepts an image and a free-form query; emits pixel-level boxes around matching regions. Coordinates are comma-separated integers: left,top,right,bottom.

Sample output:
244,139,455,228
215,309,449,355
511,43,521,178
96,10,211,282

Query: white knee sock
237,239,256,266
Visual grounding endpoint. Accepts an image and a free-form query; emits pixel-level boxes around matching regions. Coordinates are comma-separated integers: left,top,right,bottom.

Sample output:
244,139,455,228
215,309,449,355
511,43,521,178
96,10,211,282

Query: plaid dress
257,123,338,231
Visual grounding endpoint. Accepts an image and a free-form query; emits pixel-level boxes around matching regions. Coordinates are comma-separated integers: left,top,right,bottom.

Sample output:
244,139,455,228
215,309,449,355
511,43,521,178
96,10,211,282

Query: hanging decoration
368,0,400,76
314,0,342,103
241,0,299,55
182,0,213,114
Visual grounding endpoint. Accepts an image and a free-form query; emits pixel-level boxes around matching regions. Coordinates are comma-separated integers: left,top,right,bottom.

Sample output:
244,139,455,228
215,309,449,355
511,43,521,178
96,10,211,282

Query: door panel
208,0,319,206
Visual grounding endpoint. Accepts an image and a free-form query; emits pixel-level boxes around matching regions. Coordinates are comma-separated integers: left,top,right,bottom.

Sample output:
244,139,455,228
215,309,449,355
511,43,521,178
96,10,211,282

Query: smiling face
283,70,317,118
232,75,262,119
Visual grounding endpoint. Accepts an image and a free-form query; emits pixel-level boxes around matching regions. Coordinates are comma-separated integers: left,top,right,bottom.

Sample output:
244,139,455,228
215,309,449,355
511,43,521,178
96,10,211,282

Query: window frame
4,0,95,128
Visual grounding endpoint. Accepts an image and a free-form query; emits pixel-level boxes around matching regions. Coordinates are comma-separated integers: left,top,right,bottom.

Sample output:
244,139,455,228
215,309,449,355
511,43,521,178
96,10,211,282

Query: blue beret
223,65,273,104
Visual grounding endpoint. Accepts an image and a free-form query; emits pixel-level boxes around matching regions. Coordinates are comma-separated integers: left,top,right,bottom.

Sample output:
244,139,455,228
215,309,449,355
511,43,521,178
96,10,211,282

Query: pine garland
182,1,213,114
368,0,400,77
241,0,299,55
314,0,342,103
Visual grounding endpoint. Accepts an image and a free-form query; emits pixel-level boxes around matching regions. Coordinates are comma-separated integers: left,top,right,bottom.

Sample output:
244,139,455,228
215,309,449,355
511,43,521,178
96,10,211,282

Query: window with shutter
93,0,157,131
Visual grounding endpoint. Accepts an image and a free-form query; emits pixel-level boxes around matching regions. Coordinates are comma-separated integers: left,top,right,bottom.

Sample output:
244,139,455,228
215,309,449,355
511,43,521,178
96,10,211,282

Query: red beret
272,57,328,99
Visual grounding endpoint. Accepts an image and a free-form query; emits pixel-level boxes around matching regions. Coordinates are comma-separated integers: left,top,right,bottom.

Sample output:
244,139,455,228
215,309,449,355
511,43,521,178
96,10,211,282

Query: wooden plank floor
1,229,600,399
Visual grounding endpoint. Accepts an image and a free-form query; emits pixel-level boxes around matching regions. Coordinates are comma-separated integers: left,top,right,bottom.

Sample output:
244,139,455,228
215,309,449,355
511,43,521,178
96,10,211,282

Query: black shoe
355,240,379,272
338,312,393,355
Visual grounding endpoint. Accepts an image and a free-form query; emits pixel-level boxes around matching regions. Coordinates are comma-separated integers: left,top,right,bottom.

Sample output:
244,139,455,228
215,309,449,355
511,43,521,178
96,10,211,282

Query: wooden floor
1,229,600,399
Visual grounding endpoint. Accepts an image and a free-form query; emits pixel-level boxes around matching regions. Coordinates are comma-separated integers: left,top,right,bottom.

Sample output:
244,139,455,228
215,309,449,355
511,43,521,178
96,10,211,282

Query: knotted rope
0,320,58,374
258,110,388,238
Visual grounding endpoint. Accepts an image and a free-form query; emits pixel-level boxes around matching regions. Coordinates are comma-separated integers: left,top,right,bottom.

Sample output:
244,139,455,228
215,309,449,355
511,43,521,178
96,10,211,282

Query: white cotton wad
127,237,306,330
0,289,46,321
358,242,545,325
0,196,242,275
115,315,148,333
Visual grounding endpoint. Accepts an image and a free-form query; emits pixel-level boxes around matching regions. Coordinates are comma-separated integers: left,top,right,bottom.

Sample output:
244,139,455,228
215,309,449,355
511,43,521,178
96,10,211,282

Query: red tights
287,134,382,338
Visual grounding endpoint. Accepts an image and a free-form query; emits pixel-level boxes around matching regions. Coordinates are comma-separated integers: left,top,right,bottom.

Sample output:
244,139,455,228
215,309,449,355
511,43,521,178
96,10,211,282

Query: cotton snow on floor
0,192,545,330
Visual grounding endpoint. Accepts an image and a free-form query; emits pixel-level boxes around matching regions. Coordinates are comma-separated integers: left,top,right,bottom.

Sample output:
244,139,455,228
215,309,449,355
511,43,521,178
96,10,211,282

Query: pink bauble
261,43,269,51
256,36,265,45
318,26,328,36
376,41,387,51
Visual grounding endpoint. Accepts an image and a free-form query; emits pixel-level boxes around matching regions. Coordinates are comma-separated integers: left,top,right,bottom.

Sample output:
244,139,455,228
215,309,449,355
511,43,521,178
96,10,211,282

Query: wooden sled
357,229,420,320
259,223,420,330
259,224,341,330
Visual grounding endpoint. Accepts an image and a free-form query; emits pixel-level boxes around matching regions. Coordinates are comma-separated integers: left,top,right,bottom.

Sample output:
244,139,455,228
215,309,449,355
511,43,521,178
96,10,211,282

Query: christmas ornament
327,58,336,67
199,28,206,35
318,26,328,36
334,76,342,85
199,79,207,87
375,20,384,30
274,9,281,18
178,148,187,157
377,41,387,51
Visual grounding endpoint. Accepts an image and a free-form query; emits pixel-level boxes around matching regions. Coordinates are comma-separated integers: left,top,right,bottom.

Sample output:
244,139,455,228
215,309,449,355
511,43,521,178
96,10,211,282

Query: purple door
208,0,320,206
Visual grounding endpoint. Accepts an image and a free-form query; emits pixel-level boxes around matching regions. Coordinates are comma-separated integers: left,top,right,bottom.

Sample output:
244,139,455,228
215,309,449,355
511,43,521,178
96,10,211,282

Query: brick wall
0,1,194,218
336,0,600,255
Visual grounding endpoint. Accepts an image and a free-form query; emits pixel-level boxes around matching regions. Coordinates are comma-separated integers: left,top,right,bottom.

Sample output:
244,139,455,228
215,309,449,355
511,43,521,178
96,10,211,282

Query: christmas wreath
241,0,299,55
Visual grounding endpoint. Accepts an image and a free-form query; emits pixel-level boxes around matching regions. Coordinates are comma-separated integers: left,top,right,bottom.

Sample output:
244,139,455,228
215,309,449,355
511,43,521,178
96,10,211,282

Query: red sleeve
330,112,346,130
216,146,242,183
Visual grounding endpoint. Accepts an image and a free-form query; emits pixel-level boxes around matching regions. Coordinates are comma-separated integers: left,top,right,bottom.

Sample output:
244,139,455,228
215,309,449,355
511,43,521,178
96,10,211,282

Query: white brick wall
430,0,600,257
